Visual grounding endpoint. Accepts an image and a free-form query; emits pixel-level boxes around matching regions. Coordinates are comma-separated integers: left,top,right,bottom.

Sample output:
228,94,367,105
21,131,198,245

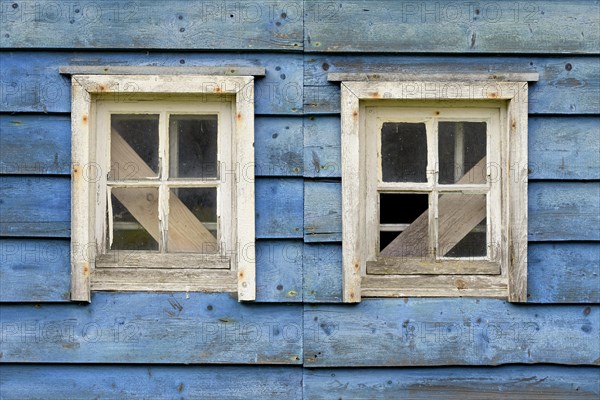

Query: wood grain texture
304,56,600,114
303,115,341,178
303,243,343,303
0,365,303,400
304,180,341,242
255,240,303,303
304,1,599,53
1,0,303,50
255,116,303,176
304,298,600,366
303,366,600,399
255,178,303,239
0,292,303,363
0,52,304,114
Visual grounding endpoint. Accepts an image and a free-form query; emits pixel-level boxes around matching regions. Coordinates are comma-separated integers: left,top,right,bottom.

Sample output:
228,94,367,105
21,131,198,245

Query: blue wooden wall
0,1,598,398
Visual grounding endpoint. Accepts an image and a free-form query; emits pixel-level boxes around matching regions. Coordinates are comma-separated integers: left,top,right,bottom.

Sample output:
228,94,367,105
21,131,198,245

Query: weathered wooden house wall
0,1,598,398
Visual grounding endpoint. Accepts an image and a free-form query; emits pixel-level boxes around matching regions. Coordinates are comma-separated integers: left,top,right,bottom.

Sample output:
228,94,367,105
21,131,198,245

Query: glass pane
438,193,487,258
438,121,486,184
379,193,429,257
111,114,159,179
381,122,427,182
169,115,218,179
109,187,159,251
167,188,218,253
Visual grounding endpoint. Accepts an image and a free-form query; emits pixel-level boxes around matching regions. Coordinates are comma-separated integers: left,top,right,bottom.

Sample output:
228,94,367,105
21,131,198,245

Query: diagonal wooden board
381,157,487,257
110,128,218,252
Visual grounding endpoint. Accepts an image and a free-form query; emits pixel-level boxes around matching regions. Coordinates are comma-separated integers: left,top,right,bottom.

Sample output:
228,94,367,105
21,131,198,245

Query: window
67,71,261,302
334,73,538,303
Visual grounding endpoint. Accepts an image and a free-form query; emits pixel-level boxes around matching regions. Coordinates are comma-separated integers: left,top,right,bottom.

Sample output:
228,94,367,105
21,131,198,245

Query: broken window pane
167,188,219,253
438,121,487,184
379,193,429,257
109,187,160,251
381,122,427,182
111,114,159,179
169,115,218,179
438,193,487,258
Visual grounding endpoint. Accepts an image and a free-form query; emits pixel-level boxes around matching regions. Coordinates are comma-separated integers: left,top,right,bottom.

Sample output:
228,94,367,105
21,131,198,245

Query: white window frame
333,73,538,303
69,73,257,302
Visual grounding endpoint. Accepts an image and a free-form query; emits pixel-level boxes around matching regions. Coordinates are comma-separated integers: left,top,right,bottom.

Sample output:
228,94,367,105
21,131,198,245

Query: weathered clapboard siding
303,366,600,399
0,0,303,50
0,365,303,399
0,292,303,363
304,299,599,367
303,56,600,114
0,114,304,177
298,242,600,304
304,181,600,242
0,52,304,114
303,115,341,178
0,176,303,239
255,240,303,303
304,1,599,54
528,243,599,303
0,239,70,302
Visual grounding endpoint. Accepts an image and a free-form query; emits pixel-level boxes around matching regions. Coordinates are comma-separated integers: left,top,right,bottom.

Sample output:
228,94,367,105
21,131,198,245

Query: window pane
438,121,486,184
109,187,159,251
111,114,159,179
438,193,487,258
381,122,427,182
167,188,219,253
379,193,429,257
169,115,218,179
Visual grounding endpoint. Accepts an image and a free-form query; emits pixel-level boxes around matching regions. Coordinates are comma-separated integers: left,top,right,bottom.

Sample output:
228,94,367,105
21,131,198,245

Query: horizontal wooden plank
367,258,500,275
328,72,540,82
60,65,266,76
1,0,303,50
256,178,304,239
96,252,230,269
255,117,303,177
304,1,599,54
529,116,600,180
304,298,599,366
0,176,70,237
0,365,302,400
303,243,342,303
0,52,304,114
0,239,70,302
303,366,600,399
304,180,341,242
303,115,341,178
0,292,303,363
304,56,600,114
528,243,600,303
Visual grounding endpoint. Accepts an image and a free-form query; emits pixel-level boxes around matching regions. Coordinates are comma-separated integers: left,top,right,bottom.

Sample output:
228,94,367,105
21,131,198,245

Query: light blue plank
255,240,303,302
304,181,341,242
0,239,70,302
304,1,599,53
528,243,600,303
1,0,303,50
0,176,70,237
255,117,303,177
0,52,303,114
304,56,600,114
0,365,302,399
303,115,340,178
256,178,303,239
304,298,600,366
303,366,600,399
303,243,342,303
0,292,303,363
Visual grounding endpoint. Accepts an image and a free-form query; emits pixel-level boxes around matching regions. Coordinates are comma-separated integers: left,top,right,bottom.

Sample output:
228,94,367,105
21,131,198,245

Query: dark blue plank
0,52,303,114
0,239,70,302
303,243,342,303
1,0,303,50
304,56,600,114
304,1,599,53
255,116,303,177
255,178,303,239
528,243,600,303
0,292,303,363
304,366,600,399
0,176,70,237
0,365,302,399
304,299,599,366
303,115,340,178
304,180,341,242
255,240,303,302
